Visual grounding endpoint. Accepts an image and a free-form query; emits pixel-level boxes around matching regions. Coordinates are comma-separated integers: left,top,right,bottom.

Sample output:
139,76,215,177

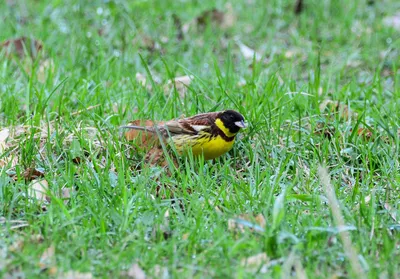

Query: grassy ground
1,0,399,278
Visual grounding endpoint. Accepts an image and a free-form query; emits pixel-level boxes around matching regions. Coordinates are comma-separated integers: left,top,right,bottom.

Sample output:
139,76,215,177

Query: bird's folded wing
164,120,197,135
163,112,219,135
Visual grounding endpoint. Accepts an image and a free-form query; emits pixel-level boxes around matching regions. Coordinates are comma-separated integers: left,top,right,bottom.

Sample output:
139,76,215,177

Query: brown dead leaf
133,33,163,54
23,168,45,181
135,72,154,91
135,72,161,90
39,244,56,270
59,271,94,279
241,252,269,267
28,179,50,202
0,128,15,167
384,202,398,224
159,209,172,239
164,75,193,97
357,128,373,141
228,213,266,233
151,265,169,278
37,58,55,83
196,3,236,30
1,36,43,59
319,99,358,120
254,214,266,228
9,239,24,252
314,122,335,140
62,187,73,205
197,9,223,28
0,128,9,151
235,39,262,61
136,72,147,87
222,3,236,29
126,263,146,279
182,233,190,240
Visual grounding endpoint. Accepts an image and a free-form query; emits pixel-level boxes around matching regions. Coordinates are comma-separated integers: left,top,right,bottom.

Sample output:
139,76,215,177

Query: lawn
0,0,399,278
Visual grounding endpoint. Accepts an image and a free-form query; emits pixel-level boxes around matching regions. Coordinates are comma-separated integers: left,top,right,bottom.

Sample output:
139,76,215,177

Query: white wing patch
191,125,209,132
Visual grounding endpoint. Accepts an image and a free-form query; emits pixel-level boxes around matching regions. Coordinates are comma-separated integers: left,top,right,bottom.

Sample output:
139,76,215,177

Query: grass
1,0,399,278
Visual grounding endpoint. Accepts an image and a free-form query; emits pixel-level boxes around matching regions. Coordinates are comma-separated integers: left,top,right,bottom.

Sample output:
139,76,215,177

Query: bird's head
217,110,247,136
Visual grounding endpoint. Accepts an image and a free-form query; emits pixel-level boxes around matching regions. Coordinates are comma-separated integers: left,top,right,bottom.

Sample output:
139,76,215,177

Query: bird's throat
215,118,236,138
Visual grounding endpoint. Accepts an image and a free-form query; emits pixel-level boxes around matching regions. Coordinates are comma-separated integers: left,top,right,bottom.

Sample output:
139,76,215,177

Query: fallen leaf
28,179,50,202
37,58,55,83
221,3,236,29
31,234,45,243
61,187,74,205
196,4,236,30
136,72,147,87
127,263,146,279
314,121,335,140
1,36,43,59
151,265,168,278
133,34,163,54
241,252,269,267
0,128,9,151
235,39,262,61
255,214,266,228
182,233,190,240
383,202,398,224
0,129,12,167
228,213,266,233
319,99,358,120
39,244,56,270
9,239,24,252
357,128,373,141
160,209,172,239
23,168,45,181
164,75,193,97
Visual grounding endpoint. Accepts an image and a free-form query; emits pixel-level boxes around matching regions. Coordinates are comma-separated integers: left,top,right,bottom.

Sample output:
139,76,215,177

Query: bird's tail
120,125,155,133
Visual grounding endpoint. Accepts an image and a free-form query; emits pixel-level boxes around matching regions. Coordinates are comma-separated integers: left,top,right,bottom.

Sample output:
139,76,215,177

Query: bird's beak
234,120,247,128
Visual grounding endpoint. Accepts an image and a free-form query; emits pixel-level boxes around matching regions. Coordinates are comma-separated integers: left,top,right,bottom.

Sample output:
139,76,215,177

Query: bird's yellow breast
171,134,235,160
191,135,235,160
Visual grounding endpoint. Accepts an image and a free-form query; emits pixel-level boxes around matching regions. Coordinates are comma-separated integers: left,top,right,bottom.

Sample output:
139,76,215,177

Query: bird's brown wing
184,111,220,124
124,112,221,139
164,111,221,135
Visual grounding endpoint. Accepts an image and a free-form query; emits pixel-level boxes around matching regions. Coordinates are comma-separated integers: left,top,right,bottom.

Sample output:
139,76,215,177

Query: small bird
122,110,247,160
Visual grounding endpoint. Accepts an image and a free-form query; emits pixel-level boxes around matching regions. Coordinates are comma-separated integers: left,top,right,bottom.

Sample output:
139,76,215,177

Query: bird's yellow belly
172,135,235,160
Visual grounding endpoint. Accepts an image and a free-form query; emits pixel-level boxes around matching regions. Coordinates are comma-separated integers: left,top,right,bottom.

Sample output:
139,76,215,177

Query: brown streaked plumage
122,110,246,161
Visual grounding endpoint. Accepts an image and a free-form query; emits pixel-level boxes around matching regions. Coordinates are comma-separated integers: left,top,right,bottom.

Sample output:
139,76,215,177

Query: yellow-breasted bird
122,110,247,160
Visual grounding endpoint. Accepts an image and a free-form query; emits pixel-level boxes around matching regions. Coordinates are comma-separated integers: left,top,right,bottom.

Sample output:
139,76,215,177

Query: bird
121,110,247,160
